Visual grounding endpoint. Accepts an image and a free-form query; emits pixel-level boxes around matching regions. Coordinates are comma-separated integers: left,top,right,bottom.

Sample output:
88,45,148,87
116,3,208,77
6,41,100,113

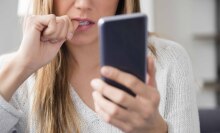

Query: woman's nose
74,0,92,11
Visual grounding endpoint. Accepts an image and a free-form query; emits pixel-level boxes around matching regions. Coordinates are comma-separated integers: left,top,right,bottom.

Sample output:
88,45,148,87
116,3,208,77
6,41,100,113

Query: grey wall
154,0,217,108
140,0,154,31
0,0,22,55
154,0,217,83
154,0,193,55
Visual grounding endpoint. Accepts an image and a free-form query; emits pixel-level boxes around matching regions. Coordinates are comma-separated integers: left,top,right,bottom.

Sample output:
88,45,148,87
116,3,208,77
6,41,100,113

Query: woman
0,0,200,132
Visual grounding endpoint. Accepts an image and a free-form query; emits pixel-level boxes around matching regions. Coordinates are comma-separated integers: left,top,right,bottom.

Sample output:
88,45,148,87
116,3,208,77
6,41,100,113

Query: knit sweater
0,36,200,133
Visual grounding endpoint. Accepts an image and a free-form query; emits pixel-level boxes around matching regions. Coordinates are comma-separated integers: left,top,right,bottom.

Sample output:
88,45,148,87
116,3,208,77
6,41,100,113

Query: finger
55,17,69,41
91,79,139,111
44,18,66,43
43,16,79,42
146,56,157,88
39,14,57,37
67,16,79,40
92,91,132,123
57,15,75,41
101,66,145,96
91,79,159,118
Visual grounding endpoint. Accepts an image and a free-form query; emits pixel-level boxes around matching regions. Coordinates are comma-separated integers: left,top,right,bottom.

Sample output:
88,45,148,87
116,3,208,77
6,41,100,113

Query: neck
67,42,100,74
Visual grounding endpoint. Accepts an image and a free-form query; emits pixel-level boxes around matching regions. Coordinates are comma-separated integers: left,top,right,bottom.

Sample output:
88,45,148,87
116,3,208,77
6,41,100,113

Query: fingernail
67,32,73,40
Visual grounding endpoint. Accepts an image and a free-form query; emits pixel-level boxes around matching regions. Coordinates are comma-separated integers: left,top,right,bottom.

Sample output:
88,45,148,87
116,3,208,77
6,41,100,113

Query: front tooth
79,21,90,26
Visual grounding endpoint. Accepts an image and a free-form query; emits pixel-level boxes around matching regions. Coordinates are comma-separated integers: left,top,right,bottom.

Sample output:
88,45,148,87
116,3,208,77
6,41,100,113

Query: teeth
79,21,90,26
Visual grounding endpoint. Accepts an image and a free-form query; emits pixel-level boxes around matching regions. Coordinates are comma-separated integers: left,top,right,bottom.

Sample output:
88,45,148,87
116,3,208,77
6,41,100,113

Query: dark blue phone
98,13,147,97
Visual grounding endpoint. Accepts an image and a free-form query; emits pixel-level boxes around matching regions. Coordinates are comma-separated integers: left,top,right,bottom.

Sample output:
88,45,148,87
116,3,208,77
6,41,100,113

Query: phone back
98,13,147,96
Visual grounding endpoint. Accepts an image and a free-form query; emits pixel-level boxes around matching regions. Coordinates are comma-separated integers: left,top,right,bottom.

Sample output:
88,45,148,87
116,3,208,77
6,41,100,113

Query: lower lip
76,23,95,32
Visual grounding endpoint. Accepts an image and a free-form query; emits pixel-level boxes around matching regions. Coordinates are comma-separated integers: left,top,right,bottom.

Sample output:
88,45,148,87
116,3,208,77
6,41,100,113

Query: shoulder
148,36,189,60
149,37,200,132
148,36,192,70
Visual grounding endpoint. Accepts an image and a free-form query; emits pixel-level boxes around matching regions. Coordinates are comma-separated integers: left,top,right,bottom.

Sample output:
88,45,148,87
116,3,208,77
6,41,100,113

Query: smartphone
98,13,147,97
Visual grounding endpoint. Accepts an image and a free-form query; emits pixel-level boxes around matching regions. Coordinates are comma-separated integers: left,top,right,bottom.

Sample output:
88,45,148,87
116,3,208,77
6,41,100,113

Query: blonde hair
32,0,155,133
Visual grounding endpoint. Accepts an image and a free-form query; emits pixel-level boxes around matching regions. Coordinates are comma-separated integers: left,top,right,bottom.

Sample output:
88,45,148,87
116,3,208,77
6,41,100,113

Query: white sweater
0,36,200,133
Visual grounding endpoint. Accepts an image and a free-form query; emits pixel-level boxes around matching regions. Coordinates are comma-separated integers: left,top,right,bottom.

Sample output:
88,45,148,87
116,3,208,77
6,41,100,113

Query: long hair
32,0,154,133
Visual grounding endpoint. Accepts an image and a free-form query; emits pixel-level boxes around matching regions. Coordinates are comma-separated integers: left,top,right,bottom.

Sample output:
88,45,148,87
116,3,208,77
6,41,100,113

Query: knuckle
61,16,70,27
110,106,120,116
63,15,70,21
59,15,67,25
59,18,65,24
32,22,43,32
49,14,56,20
117,93,127,103
127,78,139,89
108,68,119,78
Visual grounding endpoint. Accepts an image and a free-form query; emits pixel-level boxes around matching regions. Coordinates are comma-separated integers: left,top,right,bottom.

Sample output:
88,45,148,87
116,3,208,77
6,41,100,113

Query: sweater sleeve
0,53,28,133
163,44,200,133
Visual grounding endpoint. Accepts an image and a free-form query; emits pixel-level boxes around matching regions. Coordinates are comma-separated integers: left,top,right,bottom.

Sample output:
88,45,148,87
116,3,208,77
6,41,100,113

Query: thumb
146,56,157,88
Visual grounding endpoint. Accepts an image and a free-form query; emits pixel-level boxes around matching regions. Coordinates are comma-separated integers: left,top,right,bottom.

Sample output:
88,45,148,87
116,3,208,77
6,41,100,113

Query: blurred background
0,0,219,110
